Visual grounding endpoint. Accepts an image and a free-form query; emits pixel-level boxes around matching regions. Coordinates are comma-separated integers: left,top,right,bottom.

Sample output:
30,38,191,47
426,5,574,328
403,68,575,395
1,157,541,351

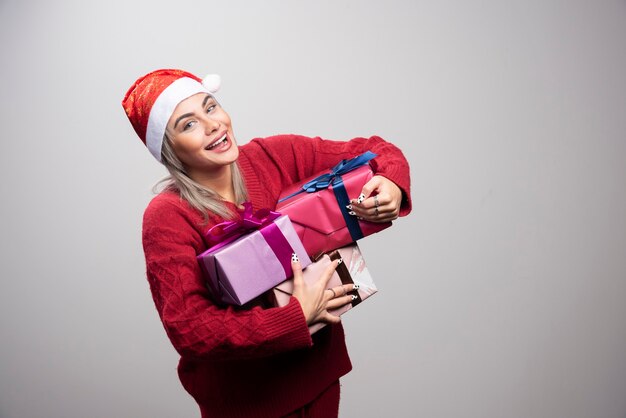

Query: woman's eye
183,120,195,131
206,105,216,113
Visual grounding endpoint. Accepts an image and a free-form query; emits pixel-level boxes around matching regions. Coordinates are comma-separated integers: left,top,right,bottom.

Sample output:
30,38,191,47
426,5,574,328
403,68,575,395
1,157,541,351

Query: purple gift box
197,203,311,306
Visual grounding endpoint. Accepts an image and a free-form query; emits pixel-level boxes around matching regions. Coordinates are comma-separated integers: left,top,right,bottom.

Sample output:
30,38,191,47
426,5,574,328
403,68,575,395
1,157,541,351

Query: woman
122,69,412,417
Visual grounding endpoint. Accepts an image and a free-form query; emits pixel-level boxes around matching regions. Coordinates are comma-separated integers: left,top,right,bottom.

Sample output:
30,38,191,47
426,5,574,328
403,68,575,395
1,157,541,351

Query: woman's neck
189,164,236,203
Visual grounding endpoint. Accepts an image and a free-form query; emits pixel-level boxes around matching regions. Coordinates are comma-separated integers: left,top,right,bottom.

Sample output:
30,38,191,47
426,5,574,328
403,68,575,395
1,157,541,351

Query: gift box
273,243,377,334
276,151,391,258
197,203,312,306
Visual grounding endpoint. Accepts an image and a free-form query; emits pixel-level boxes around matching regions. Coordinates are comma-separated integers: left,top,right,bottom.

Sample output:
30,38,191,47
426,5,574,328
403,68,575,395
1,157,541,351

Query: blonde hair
155,134,248,221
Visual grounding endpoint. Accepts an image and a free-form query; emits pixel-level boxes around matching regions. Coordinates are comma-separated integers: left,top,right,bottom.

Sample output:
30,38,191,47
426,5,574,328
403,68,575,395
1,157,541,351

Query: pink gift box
197,211,311,306
276,161,391,258
272,244,377,334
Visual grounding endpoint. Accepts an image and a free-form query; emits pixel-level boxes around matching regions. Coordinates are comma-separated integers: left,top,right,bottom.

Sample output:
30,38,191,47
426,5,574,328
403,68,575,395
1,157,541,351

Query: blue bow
278,151,377,242
278,151,377,202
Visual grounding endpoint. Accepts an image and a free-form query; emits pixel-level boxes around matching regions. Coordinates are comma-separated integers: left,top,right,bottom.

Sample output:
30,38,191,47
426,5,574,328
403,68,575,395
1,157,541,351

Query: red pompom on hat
122,69,221,162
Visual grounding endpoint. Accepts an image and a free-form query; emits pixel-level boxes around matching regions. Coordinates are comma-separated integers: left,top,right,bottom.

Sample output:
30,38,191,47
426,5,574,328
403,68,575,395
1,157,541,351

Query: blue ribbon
278,151,377,241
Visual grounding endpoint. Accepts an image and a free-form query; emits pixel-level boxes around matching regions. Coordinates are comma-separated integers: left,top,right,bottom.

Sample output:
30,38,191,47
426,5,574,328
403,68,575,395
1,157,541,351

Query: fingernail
346,204,352,210
357,193,366,204
291,253,299,262
348,211,356,216
337,258,343,265
353,284,360,290
351,295,358,301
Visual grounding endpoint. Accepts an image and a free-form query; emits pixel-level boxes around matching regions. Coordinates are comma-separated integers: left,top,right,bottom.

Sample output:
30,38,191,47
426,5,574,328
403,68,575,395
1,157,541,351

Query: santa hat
122,69,221,162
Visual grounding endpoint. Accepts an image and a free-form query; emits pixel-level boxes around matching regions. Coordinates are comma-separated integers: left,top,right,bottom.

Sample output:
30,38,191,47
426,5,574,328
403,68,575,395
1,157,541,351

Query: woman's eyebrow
173,95,212,129
173,112,194,129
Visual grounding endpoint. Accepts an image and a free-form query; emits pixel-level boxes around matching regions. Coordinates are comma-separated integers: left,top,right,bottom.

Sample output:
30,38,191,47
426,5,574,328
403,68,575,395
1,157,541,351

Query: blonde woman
122,69,412,418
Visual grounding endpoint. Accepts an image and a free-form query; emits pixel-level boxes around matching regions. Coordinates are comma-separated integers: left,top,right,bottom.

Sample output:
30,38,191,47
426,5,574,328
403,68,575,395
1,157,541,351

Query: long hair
155,134,248,221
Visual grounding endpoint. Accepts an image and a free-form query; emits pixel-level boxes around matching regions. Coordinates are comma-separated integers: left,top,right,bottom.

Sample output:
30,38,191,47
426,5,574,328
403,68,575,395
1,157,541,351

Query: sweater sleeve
142,195,313,361
244,134,412,216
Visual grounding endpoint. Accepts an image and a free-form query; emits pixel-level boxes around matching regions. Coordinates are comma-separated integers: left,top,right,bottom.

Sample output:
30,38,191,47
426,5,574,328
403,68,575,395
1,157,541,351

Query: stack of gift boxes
197,152,391,333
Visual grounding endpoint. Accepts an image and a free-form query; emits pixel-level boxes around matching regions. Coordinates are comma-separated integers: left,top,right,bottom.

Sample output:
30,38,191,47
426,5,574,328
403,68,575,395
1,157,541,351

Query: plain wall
1,1,625,417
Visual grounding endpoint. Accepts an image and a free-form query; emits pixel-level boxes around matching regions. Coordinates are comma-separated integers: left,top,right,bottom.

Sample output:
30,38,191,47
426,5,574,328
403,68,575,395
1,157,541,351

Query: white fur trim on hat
145,77,210,162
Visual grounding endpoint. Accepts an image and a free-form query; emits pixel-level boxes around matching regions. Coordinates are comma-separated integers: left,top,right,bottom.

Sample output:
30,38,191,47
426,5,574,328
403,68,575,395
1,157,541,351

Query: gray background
1,1,625,417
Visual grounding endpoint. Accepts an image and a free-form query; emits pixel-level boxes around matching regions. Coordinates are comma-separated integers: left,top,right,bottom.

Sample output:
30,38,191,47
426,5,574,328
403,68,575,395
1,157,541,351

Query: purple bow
206,202,281,250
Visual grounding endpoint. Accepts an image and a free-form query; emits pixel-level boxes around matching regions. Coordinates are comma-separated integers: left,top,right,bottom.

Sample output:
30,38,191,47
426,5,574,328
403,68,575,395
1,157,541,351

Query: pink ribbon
204,202,294,277
206,202,280,249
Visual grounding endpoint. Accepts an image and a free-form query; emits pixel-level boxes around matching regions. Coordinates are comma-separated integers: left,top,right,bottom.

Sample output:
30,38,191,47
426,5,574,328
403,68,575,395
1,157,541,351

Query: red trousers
282,380,340,418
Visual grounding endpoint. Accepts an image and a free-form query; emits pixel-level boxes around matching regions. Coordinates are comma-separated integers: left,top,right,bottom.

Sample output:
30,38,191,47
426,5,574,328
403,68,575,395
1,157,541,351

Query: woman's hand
348,175,403,223
290,254,356,327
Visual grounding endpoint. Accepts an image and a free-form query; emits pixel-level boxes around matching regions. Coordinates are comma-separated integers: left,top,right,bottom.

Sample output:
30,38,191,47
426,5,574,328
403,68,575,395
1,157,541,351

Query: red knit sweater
142,134,412,418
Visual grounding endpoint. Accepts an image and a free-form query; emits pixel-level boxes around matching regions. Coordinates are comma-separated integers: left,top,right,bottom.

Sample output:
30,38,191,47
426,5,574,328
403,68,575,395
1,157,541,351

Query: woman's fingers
326,294,356,310
348,175,403,222
325,283,357,309
321,311,342,324
293,255,361,327
349,199,398,222
292,254,347,326
360,201,398,219
319,258,341,293
291,253,304,287
325,283,356,299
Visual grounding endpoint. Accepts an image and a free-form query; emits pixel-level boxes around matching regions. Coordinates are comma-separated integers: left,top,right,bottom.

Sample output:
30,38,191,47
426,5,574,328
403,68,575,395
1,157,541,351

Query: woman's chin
205,147,239,167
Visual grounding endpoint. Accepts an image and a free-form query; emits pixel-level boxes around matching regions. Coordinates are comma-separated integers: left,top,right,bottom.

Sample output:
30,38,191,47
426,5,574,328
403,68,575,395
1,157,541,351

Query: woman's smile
205,132,231,152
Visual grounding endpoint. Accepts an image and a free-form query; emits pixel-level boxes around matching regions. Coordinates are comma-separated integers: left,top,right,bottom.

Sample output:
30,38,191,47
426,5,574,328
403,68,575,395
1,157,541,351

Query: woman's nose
202,115,220,134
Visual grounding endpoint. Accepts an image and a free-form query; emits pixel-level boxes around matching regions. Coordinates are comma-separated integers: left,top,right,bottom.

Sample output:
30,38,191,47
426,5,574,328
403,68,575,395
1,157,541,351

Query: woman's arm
142,196,313,361
244,134,412,217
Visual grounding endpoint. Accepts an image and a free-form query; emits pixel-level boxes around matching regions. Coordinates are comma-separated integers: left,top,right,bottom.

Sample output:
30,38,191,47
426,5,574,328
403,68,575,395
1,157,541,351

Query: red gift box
276,152,391,258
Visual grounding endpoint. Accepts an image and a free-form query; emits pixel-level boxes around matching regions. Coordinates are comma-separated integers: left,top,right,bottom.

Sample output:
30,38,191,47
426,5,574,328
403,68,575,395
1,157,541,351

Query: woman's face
166,93,239,176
